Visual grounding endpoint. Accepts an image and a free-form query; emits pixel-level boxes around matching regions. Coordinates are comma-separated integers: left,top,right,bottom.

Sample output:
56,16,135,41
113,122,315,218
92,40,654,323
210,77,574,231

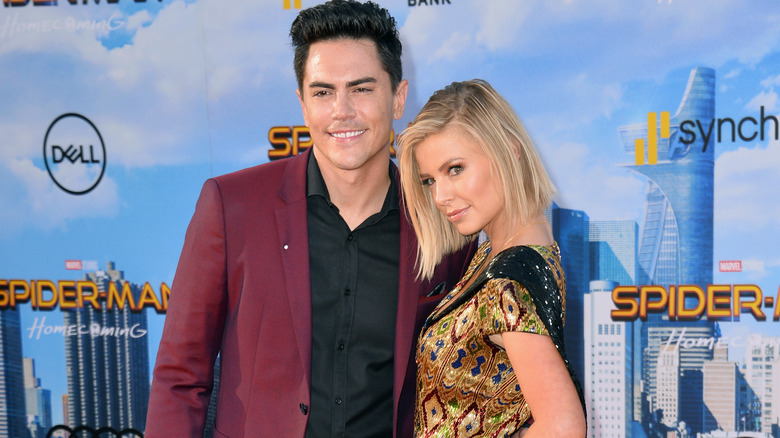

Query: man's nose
333,93,356,120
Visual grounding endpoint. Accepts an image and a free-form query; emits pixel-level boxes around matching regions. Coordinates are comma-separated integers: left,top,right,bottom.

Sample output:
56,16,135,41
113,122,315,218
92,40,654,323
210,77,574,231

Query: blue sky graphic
2,0,780,426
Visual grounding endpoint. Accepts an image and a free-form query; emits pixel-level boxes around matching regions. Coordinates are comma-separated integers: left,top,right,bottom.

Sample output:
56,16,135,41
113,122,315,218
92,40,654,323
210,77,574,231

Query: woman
399,79,587,437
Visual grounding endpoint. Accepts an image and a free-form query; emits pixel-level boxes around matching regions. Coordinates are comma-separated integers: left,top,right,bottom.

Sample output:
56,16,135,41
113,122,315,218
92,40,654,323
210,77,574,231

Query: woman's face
414,126,507,238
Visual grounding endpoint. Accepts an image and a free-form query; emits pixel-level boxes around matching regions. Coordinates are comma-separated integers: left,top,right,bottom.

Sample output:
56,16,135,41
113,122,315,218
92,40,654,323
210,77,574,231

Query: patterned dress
414,241,582,438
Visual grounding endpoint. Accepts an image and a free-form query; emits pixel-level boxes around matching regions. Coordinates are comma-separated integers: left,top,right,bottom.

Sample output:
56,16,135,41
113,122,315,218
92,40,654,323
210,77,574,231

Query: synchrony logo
43,113,106,195
634,111,670,165
283,0,302,9
633,106,779,166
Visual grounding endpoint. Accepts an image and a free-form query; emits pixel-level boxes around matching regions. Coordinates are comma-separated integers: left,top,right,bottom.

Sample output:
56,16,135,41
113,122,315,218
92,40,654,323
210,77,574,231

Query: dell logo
43,113,106,195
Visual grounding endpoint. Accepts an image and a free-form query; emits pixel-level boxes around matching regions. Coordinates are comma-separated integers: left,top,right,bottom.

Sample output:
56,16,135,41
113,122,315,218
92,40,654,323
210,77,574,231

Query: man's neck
316,155,391,230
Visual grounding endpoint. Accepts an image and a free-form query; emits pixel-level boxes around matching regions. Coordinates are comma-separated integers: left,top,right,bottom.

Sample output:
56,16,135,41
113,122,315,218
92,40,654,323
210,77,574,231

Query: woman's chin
454,225,481,238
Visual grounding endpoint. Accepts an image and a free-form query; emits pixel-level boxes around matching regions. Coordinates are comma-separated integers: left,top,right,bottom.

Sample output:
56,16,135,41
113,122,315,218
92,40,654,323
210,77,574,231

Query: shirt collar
306,151,399,213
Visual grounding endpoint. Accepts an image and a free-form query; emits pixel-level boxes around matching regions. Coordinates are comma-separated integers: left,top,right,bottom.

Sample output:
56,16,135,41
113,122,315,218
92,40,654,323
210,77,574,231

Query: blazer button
300,403,308,415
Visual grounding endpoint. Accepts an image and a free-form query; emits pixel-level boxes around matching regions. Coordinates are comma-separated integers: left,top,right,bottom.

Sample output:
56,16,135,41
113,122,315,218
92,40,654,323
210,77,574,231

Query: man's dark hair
290,0,403,92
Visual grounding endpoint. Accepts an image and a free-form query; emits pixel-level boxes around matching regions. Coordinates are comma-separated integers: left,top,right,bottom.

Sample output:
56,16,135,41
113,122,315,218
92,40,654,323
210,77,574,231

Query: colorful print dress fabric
414,242,567,438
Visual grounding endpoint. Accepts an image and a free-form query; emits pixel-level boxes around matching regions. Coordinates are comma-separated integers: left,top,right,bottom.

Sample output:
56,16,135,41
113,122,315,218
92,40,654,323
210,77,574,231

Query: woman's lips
445,207,468,222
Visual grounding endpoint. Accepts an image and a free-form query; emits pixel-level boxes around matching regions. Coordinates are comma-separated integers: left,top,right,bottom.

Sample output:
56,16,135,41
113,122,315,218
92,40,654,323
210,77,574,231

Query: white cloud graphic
2,0,780,238
0,0,307,232
126,10,153,31
0,158,119,238
715,139,780,230
714,136,780,282
746,89,778,112
538,140,645,221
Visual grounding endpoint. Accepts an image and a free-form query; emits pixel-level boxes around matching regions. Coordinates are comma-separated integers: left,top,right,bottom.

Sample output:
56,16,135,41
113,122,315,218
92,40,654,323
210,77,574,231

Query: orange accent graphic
283,0,302,10
635,111,670,165
268,125,398,160
0,279,170,313
611,283,777,321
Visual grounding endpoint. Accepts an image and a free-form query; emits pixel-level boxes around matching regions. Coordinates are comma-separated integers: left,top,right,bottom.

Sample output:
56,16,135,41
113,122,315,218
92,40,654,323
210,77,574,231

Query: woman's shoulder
488,242,560,275
484,243,562,301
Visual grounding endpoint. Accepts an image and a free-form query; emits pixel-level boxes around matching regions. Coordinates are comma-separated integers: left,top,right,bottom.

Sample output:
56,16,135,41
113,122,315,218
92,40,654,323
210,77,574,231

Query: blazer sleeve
146,179,229,437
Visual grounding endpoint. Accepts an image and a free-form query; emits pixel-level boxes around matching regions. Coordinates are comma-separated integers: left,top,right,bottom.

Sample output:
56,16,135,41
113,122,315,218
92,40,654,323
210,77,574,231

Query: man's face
297,38,407,175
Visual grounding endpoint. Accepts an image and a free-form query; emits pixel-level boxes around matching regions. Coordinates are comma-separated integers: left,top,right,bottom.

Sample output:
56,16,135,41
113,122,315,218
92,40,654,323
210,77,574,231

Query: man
145,1,474,437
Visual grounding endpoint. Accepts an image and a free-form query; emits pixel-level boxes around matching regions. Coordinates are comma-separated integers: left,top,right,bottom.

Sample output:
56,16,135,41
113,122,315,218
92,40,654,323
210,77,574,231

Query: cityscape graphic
2,1,780,438
3,67,778,438
2,265,149,437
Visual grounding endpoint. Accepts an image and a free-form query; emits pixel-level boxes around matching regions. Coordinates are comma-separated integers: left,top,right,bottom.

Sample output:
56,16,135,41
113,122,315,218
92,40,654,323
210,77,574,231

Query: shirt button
347,234,353,241
299,403,308,415
344,289,351,296
338,343,345,350
335,398,342,405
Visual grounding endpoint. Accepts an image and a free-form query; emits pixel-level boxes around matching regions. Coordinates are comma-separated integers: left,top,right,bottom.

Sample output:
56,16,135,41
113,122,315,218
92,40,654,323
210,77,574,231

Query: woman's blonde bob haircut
399,79,556,280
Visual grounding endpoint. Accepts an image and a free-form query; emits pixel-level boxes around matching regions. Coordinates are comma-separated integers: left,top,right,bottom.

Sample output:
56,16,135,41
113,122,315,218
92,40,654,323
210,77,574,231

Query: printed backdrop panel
1,1,778,437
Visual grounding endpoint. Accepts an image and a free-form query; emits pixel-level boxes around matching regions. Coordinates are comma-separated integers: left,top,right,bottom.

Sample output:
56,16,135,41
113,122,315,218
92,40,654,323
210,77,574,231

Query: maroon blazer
146,148,474,438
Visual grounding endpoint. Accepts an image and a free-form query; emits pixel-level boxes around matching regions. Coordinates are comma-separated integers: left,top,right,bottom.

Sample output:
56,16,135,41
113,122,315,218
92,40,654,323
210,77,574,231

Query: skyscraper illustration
702,346,739,433
24,357,52,438
584,280,634,438
656,344,680,428
0,307,26,438
618,67,718,435
63,261,149,432
589,220,640,287
550,205,589,386
744,335,780,436
589,219,643,424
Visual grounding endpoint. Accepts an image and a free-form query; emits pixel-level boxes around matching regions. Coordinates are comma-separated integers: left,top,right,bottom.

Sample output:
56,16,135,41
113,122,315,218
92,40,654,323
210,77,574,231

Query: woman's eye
421,177,435,186
448,165,463,175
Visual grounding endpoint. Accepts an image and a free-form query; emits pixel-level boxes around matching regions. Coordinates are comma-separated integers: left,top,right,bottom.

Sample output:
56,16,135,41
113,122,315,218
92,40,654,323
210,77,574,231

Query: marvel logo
719,261,742,272
65,260,83,270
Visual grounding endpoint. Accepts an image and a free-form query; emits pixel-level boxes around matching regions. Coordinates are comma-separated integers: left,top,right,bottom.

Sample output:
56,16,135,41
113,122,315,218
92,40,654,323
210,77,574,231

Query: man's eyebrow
307,77,377,90
308,81,335,90
347,77,377,88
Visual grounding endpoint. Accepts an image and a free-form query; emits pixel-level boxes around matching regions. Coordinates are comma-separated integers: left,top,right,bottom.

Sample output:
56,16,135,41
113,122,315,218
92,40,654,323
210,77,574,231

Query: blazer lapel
394,209,418,390
392,164,425,434
276,149,313,385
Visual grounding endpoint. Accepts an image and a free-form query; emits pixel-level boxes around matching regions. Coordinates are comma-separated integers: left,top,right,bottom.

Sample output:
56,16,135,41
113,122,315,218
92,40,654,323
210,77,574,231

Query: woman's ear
511,141,522,160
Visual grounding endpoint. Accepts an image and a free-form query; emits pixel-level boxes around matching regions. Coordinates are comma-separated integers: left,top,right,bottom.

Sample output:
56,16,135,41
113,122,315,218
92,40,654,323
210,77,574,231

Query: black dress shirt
304,153,400,438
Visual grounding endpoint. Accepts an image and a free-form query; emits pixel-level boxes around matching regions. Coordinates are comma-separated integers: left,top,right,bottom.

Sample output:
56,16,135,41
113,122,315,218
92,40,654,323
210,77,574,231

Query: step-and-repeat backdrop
1,1,779,437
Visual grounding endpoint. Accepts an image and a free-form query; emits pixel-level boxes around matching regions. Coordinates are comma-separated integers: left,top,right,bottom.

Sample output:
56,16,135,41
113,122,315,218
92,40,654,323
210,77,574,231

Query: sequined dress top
414,242,586,437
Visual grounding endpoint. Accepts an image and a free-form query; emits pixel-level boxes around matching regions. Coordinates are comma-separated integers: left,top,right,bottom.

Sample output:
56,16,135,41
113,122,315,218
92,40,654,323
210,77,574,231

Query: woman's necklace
498,220,548,251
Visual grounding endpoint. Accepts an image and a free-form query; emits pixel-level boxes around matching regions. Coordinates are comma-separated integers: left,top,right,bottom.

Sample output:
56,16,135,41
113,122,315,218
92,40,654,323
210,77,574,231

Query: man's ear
296,89,309,126
393,79,409,120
